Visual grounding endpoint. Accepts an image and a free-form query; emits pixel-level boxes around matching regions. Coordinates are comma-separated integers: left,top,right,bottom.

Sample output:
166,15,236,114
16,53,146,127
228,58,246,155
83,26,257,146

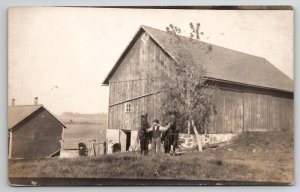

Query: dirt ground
8,131,294,184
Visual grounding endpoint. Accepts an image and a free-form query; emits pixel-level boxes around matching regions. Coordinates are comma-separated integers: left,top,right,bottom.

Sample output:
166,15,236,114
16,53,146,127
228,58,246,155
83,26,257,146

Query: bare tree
152,23,217,151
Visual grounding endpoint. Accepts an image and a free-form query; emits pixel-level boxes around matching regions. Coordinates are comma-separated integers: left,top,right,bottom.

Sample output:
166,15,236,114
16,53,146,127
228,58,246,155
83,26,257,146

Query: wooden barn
102,25,294,153
8,98,67,159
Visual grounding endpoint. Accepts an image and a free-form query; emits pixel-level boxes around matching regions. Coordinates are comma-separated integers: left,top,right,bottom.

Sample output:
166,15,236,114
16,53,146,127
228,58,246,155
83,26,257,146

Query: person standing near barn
147,119,170,156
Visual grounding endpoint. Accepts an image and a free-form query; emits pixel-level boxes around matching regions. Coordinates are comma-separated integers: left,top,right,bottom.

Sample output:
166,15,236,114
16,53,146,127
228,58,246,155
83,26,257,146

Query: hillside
59,112,107,124
9,131,294,184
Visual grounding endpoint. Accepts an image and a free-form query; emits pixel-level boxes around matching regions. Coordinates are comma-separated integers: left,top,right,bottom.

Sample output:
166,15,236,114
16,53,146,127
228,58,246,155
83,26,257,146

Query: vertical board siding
108,93,163,131
213,89,243,134
108,32,168,131
109,33,168,106
12,109,63,158
243,91,293,132
212,88,293,133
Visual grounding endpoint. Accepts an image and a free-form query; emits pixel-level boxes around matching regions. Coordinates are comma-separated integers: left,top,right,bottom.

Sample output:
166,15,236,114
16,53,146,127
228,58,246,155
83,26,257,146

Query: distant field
58,112,107,148
63,124,106,149
64,124,106,140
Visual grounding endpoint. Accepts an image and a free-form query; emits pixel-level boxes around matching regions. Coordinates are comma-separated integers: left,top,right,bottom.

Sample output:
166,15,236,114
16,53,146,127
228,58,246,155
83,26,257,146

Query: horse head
141,113,149,129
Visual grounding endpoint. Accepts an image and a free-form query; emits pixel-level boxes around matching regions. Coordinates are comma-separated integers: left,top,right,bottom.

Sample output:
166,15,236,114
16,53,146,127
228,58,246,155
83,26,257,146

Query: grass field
8,131,294,184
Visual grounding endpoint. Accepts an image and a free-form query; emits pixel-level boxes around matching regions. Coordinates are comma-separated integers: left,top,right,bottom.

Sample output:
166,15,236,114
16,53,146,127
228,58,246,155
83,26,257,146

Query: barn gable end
108,30,173,132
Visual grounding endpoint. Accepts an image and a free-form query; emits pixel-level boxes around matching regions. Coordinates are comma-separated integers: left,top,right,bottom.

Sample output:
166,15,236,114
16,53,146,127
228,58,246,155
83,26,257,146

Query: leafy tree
153,23,217,151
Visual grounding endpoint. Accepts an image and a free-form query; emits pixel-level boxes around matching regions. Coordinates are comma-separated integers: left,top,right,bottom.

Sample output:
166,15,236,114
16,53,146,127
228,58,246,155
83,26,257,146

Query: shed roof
102,25,293,93
8,105,67,130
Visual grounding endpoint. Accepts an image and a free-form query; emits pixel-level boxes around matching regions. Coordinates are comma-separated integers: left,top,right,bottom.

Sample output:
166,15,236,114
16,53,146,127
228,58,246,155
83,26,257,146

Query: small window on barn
141,33,149,43
125,102,133,113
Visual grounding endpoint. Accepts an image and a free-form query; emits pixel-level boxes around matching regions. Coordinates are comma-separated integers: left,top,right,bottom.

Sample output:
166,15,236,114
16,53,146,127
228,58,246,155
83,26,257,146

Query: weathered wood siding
108,32,171,131
209,83,294,133
11,108,63,158
213,89,244,133
107,32,294,134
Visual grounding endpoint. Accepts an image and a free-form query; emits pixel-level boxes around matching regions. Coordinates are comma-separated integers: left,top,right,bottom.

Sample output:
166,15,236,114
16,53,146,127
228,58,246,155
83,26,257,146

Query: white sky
8,7,293,115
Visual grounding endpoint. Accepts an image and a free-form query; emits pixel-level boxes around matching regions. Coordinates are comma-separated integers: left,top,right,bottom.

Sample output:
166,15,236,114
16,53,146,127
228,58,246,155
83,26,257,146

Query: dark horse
138,114,152,155
162,113,179,155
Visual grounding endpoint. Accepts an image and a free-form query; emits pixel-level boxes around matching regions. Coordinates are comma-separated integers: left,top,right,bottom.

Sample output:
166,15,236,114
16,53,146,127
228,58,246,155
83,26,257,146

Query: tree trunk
187,120,191,135
191,120,202,151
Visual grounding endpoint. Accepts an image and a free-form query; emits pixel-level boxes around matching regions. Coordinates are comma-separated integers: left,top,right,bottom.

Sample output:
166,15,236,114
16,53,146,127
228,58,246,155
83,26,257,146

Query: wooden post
9,131,12,159
61,125,65,150
187,120,191,135
192,120,202,152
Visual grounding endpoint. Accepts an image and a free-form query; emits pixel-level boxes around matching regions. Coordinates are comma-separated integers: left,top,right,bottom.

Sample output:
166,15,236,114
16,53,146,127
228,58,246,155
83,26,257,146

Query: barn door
243,92,272,132
120,130,131,152
214,89,244,133
120,130,127,152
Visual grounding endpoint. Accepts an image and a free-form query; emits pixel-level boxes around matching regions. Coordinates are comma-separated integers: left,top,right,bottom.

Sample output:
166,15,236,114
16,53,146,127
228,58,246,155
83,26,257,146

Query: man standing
147,119,169,156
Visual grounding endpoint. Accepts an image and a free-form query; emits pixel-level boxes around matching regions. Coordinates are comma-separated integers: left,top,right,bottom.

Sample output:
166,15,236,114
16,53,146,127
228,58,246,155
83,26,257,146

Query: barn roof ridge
141,25,268,61
140,25,179,61
102,25,293,93
8,104,67,130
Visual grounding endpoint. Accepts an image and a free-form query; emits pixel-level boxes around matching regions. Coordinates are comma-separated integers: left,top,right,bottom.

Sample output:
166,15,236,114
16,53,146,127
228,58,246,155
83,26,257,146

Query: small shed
8,98,67,159
102,25,294,153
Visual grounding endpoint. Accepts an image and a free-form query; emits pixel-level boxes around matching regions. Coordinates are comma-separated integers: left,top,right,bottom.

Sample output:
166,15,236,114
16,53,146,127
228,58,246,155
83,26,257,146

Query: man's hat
153,119,159,124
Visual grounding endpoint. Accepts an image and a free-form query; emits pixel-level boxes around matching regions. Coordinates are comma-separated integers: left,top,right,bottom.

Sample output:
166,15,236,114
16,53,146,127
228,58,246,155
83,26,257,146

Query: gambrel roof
103,25,293,93
8,105,67,130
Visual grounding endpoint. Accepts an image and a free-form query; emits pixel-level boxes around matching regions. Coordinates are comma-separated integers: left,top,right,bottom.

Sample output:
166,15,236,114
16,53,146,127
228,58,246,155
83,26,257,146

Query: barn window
141,33,149,43
125,102,133,113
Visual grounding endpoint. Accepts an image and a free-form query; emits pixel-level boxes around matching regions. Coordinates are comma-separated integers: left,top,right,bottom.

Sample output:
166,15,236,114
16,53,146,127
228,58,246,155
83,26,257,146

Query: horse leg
140,140,143,155
164,139,168,153
169,135,174,155
172,134,178,155
172,145,176,155
145,140,149,155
